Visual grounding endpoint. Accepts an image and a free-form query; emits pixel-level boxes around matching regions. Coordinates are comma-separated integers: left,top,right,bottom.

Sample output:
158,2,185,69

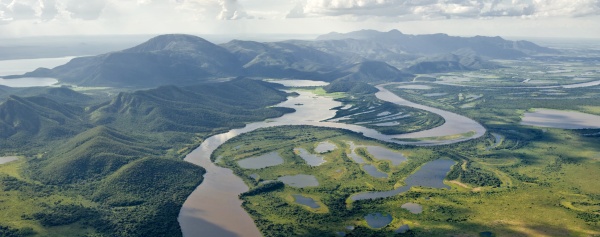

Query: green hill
0,95,85,148
91,78,291,133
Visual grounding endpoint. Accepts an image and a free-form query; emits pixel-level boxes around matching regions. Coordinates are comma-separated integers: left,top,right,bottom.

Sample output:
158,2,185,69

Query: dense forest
0,78,292,236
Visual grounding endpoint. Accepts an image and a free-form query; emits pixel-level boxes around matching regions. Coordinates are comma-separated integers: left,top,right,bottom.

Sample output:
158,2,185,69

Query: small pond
277,175,319,188
365,146,407,166
237,152,284,169
395,224,410,234
363,165,388,178
314,141,336,153
364,213,393,229
293,194,320,209
347,142,365,164
0,156,18,165
351,159,456,201
401,203,423,214
521,109,600,129
295,148,326,166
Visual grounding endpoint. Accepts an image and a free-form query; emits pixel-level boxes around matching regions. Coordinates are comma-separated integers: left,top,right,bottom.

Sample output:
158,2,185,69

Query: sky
0,0,599,39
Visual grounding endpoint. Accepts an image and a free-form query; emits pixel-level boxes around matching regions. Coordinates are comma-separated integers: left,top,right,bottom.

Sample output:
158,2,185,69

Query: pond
365,146,407,166
295,148,326,166
395,224,410,234
314,141,336,153
237,152,284,169
364,213,393,229
0,156,18,165
351,159,456,201
347,142,365,164
521,109,600,129
401,203,423,214
293,194,320,209
363,165,388,178
277,175,319,188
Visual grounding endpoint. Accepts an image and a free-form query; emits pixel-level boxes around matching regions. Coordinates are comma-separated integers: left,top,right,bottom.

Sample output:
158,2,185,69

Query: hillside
222,40,344,79
0,95,85,147
0,78,295,236
15,34,243,87
317,29,558,59
91,78,291,133
405,53,501,74
324,61,413,94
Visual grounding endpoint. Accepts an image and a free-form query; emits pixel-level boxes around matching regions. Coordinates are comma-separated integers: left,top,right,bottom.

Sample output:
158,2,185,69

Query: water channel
178,81,486,237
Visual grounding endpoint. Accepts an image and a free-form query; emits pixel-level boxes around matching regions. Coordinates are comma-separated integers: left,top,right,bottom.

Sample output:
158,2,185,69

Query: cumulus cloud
288,0,600,19
0,0,253,25
217,0,251,20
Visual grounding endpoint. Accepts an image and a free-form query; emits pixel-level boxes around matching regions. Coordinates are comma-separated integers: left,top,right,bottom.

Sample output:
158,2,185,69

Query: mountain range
6,30,558,88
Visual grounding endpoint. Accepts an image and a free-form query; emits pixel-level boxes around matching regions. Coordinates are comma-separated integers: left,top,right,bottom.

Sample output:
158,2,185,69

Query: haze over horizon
0,0,599,39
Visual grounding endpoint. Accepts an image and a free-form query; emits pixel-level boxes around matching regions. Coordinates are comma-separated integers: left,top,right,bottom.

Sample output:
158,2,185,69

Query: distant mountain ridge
316,29,558,59
9,30,559,88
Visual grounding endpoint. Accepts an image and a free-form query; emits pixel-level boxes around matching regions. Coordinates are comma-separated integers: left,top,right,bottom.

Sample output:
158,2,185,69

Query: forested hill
0,78,293,236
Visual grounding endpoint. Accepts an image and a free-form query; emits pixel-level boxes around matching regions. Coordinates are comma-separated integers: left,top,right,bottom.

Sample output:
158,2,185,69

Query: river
178,82,486,237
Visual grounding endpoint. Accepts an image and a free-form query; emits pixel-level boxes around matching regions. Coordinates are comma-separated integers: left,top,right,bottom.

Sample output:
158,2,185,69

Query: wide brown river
178,82,486,237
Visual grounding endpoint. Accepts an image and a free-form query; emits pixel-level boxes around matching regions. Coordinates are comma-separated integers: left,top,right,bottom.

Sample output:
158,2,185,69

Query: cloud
288,0,600,20
0,0,253,25
217,0,251,20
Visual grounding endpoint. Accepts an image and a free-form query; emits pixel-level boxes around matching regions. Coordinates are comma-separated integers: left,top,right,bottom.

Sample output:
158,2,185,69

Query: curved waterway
178,82,486,237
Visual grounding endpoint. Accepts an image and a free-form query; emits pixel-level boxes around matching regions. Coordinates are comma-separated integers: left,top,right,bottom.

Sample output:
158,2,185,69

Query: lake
293,195,320,209
295,148,326,166
364,213,393,229
237,152,284,169
351,159,456,201
363,165,388,178
521,109,600,129
365,146,407,166
0,56,74,76
314,141,336,153
0,57,73,87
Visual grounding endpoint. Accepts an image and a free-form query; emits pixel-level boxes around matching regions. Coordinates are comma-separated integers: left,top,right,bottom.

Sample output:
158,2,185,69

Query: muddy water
179,82,485,237
374,84,486,145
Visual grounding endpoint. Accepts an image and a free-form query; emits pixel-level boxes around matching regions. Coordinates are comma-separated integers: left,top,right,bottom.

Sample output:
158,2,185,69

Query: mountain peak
124,34,216,53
